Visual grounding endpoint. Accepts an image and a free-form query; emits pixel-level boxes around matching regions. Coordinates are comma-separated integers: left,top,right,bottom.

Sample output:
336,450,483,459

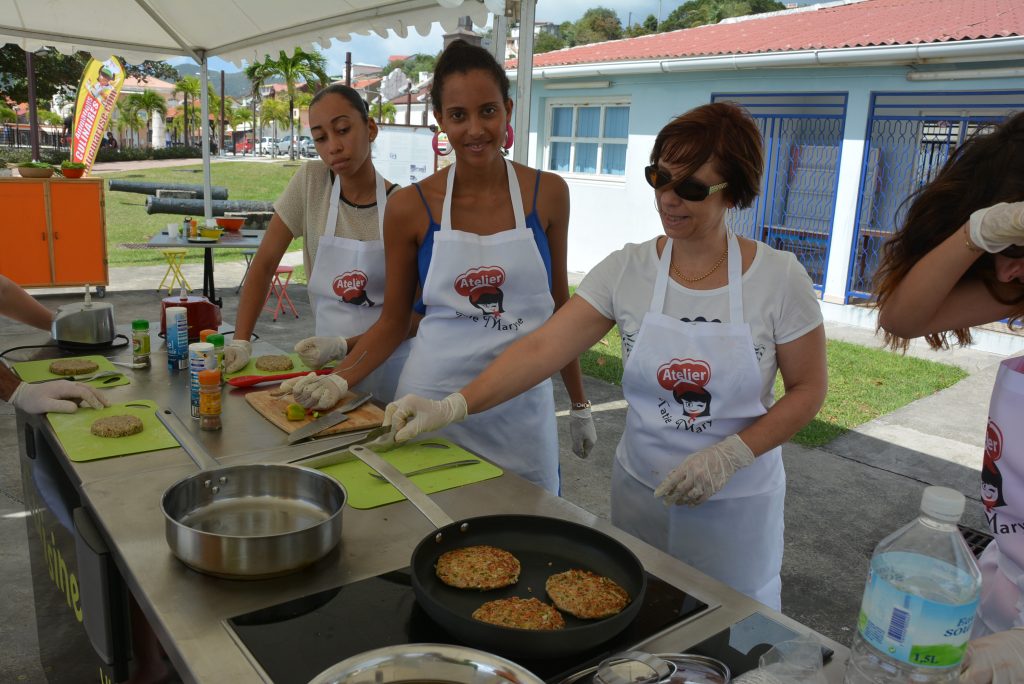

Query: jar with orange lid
198,369,222,430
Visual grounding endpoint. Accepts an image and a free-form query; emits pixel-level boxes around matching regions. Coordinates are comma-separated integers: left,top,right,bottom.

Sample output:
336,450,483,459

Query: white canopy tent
0,0,538,217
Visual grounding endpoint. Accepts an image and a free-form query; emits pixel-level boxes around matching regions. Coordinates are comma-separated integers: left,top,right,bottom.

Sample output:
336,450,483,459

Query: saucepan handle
156,408,220,471
349,444,454,529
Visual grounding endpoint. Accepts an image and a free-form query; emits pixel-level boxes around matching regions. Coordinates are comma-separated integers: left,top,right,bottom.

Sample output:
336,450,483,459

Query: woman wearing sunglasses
382,101,827,609
874,111,1024,683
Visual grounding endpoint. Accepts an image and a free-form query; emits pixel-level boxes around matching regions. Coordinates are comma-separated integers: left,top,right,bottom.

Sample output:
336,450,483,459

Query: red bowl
215,217,244,231
61,167,86,178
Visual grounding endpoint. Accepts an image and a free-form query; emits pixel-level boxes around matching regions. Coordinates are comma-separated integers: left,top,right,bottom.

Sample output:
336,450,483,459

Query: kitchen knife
290,425,394,469
286,392,373,445
228,367,334,388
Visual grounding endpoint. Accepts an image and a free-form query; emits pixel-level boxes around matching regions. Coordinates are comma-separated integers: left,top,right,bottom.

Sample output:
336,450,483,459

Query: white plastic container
188,342,215,418
165,306,188,371
843,486,981,683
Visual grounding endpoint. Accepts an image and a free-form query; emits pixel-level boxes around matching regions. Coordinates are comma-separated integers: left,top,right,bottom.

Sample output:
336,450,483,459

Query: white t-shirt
273,161,396,275
576,236,823,410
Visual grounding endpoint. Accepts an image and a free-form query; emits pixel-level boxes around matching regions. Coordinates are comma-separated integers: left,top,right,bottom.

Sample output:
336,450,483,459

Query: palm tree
174,75,201,146
113,97,140,147
229,106,253,154
369,101,397,124
246,48,328,160
260,98,290,156
131,89,167,148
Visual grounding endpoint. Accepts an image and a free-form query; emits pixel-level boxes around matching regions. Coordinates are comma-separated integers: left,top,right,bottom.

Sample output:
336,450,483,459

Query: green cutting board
48,400,179,462
13,355,131,388
225,352,333,379
320,439,503,509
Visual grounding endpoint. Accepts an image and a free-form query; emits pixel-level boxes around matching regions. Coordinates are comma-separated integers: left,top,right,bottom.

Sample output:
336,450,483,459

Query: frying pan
346,445,647,659
157,409,346,579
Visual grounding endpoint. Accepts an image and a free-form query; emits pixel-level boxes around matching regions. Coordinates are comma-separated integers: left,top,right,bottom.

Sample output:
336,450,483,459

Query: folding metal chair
262,265,299,321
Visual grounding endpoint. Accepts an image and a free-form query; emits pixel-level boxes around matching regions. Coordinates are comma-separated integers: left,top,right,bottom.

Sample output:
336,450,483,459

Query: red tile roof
515,0,1023,68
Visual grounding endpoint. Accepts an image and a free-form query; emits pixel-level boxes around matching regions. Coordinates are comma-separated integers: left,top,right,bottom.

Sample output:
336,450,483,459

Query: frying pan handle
227,368,333,387
349,445,454,529
156,408,220,471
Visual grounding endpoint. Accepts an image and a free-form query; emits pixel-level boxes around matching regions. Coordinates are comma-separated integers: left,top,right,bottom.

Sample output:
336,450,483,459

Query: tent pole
513,0,535,165
199,54,212,220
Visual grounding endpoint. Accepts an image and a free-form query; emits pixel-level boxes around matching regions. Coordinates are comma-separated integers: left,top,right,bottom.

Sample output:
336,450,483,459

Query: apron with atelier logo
395,159,559,493
974,356,1024,636
612,235,787,607
306,172,410,402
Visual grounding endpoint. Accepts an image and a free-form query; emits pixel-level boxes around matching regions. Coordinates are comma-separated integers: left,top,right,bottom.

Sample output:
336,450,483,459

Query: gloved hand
9,380,109,414
294,336,347,369
383,393,468,443
223,339,252,374
961,627,1024,684
969,201,1024,253
653,433,755,506
569,406,597,459
292,373,349,411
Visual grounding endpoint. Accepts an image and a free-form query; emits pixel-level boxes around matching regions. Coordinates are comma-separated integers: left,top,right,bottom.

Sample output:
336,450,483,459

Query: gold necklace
670,243,729,282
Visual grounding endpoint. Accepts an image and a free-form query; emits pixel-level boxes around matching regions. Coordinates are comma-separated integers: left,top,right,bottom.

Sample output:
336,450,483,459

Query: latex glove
969,201,1024,253
9,380,109,414
569,407,597,459
961,628,1024,684
653,434,755,506
383,393,468,443
223,339,252,374
294,336,347,369
292,373,349,411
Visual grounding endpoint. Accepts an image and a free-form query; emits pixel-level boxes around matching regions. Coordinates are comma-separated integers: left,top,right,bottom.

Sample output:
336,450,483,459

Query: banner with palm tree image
72,56,125,170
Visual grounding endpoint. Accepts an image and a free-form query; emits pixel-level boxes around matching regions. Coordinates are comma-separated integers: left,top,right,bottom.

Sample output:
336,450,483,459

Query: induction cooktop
226,567,709,683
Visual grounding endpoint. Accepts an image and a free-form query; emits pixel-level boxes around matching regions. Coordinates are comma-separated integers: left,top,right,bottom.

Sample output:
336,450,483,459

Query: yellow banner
71,57,125,171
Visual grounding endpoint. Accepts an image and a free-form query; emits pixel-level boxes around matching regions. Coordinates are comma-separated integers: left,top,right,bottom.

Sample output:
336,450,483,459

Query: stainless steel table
13,326,850,683
147,230,264,307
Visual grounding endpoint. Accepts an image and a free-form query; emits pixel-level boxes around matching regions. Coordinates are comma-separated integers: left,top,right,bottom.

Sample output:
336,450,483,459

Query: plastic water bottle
843,486,981,683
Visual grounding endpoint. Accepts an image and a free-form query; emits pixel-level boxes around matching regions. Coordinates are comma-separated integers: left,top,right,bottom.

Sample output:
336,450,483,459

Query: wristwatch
571,401,592,410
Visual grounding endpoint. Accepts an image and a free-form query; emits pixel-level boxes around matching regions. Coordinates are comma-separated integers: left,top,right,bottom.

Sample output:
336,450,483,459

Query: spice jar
131,319,150,367
198,369,222,430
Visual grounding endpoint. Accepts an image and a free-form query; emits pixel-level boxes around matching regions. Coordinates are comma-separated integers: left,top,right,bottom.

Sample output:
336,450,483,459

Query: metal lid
560,652,730,684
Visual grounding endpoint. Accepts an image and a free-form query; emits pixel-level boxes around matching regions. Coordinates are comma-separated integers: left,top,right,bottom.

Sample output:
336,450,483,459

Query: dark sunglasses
644,165,728,201
1000,244,1024,259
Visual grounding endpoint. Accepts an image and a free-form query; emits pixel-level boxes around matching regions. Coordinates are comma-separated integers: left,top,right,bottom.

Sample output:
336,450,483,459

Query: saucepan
157,408,346,579
345,445,647,660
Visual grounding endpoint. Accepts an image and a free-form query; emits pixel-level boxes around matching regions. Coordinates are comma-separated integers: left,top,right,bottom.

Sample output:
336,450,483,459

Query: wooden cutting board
245,389,385,437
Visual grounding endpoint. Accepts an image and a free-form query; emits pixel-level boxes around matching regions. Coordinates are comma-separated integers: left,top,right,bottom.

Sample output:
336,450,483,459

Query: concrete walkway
0,260,1010,682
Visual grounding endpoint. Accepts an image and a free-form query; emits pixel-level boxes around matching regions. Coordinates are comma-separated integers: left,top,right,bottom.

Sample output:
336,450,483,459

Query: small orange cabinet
0,177,108,291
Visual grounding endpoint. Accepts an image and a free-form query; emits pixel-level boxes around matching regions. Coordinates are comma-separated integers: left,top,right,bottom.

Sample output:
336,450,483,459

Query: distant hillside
172,64,280,100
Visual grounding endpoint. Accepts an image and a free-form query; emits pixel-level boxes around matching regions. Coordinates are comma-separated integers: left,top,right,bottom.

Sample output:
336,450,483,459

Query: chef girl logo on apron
453,267,524,331
982,420,1008,512
332,270,375,307
657,358,713,433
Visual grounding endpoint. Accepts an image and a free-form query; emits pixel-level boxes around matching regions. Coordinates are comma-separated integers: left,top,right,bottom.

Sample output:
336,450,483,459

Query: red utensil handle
227,368,333,387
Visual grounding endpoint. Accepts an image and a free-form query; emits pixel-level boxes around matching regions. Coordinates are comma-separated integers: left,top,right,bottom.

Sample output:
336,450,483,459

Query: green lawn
99,161,303,267
574,293,967,448
100,163,967,448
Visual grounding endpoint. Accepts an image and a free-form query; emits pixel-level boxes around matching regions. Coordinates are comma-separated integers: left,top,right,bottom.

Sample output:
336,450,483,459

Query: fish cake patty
254,355,294,372
435,545,520,590
49,359,99,376
471,597,565,630
91,415,144,438
545,569,630,619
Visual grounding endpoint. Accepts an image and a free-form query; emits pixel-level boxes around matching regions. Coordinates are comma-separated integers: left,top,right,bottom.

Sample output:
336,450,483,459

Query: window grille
545,99,630,177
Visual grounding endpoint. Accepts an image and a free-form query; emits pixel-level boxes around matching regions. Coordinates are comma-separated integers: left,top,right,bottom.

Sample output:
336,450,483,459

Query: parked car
256,136,278,155
298,136,314,156
234,138,254,154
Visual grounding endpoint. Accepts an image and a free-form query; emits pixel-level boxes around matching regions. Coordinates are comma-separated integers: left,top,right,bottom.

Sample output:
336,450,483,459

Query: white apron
395,159,559,493
611,235,786,609
973,356,1024,637
306,172,410,403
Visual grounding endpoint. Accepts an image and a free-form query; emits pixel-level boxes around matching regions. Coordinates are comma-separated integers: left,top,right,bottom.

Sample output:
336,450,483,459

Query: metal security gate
714,93,847,292
846,90,1024,299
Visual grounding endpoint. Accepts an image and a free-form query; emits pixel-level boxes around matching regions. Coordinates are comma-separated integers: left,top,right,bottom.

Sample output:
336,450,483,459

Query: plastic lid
921,486,965,522
199,328,218,342
198,369,220,384
206,333,225,347
132,319,149,330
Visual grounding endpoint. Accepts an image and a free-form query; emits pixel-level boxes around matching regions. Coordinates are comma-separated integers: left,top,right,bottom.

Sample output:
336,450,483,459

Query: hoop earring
432,131,451,156
503,123,514,150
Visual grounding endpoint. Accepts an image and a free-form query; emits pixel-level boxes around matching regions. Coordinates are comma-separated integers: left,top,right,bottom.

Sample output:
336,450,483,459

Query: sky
172,1,665,76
